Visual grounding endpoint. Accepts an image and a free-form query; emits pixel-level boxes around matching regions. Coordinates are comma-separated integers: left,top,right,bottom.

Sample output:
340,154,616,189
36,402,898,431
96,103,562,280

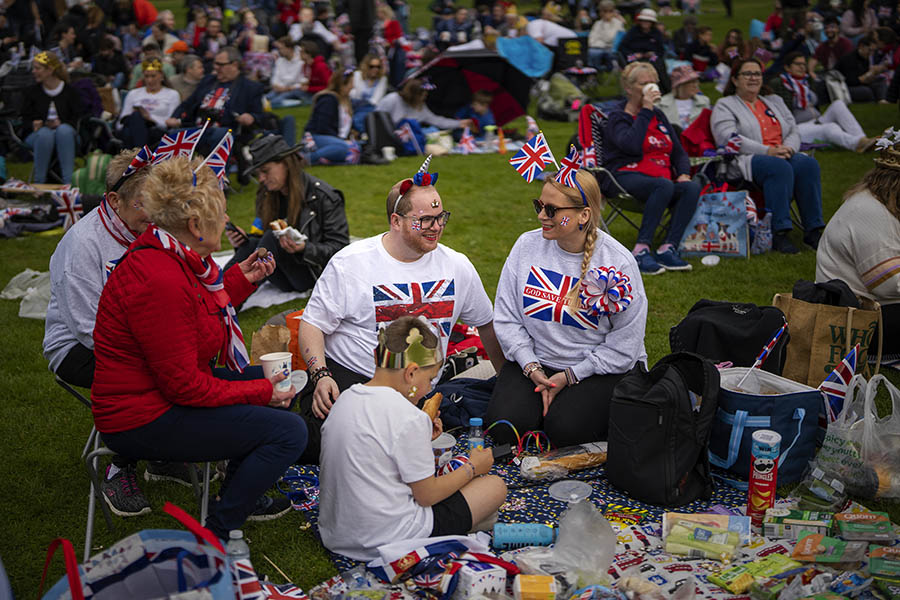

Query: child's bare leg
460,474,507,528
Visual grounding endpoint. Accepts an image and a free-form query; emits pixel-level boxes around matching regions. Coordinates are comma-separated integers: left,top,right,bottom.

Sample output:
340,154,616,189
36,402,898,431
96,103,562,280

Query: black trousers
55,341,96,389
296,357,368,464
485,361,626,447
224,231,316,293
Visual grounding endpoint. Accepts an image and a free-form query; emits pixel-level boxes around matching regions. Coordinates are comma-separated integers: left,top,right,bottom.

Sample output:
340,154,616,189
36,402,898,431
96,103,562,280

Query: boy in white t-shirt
318,316,506,561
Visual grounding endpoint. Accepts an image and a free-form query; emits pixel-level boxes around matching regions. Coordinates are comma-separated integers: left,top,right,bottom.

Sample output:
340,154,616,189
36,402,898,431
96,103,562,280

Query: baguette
422,393,442,420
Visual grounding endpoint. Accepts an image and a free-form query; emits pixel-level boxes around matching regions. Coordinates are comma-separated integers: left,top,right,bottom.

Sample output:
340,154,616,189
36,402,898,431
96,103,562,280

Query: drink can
747,430,781,530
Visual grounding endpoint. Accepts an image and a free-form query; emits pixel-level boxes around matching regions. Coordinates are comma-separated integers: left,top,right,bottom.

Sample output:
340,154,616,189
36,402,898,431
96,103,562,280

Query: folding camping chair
56,376,212,560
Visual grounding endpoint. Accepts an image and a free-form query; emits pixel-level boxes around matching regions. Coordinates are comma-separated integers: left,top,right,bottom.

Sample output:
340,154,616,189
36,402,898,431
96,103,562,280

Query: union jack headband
392,154,439,214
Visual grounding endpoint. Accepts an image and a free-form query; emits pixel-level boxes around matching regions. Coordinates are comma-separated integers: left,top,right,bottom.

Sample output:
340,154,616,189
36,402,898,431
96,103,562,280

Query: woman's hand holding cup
268,372,295,408
641,83,661,110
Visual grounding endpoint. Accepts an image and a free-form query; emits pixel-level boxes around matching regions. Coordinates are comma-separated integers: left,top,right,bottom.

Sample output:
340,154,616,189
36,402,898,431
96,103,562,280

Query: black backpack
669,299,790,375
606,353,720,506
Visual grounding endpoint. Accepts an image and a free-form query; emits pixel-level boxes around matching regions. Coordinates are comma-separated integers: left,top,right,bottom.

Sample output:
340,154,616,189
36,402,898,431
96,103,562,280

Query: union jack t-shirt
301,234,494,378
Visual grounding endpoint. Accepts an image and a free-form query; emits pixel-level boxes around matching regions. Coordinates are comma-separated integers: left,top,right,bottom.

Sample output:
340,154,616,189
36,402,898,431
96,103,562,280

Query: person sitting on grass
302,68,362,165
454,89,495,137
770,52,877,152
91,156,307,539
486,170,648,448
224,134,349,293
816,129,900,369
318,315,507,561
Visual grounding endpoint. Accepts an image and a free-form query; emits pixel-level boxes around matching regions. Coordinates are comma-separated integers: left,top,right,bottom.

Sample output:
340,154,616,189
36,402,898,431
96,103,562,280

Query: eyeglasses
533,199,581,219
214,60,234,67
400,210,451,229
368,63,381,68
739,71,763,79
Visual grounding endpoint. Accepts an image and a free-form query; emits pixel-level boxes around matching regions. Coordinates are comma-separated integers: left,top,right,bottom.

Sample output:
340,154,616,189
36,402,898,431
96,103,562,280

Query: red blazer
91,243,271,433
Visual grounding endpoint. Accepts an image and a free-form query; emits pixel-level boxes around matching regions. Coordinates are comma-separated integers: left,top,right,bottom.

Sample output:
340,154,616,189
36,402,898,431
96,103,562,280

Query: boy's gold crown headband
374,327,440,370
875,127,900,171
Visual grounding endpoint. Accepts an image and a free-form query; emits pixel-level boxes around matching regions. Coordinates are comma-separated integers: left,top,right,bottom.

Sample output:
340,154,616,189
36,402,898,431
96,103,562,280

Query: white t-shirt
318,383,436,561
117,85,181,128
525,19,576,47
301,234,494,377
675,98,694,129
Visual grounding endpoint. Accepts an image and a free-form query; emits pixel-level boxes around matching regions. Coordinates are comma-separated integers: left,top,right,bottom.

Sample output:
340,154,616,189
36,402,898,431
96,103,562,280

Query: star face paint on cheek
560,216,570,226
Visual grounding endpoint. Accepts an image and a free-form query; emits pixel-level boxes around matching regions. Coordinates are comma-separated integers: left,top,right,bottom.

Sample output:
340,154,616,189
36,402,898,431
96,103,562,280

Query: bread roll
422,393,442,420
269,219,288,231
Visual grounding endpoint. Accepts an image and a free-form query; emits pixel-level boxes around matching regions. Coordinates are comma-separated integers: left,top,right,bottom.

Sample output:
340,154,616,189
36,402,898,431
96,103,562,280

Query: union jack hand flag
345,141,360,164
302,131,317,151
819,344,859,422
554,145,582,188
526,115,540,140
458,126,476,154
152,127,203,164
508,132,554,183
201,131,233,189
394,122,413,142
120,145,153,179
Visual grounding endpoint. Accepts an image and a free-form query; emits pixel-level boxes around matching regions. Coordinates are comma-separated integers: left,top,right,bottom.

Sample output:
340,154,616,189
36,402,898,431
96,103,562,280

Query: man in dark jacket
836,34,889,101
165,46,266,179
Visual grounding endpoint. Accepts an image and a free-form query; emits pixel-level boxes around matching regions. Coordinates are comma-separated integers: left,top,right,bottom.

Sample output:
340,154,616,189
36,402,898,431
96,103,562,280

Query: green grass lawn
2,0,900,596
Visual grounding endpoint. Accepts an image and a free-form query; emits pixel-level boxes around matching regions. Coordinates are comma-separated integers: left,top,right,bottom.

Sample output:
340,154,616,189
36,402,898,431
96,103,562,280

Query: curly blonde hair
543,170,605,303
142,157,223,234
105,148,152,201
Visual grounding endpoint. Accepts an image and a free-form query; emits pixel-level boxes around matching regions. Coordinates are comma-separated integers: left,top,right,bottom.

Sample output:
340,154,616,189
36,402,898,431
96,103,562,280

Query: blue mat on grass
281,432,752,573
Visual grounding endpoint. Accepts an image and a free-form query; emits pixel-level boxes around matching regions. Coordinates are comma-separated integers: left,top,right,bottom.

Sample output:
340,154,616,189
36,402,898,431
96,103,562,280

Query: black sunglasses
533,199,581,219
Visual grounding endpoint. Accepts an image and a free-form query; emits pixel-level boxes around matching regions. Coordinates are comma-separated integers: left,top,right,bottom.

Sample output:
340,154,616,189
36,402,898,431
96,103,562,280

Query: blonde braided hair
544,169,604,305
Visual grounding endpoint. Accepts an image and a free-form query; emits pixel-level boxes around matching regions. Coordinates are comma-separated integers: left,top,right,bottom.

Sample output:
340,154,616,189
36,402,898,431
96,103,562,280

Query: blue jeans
310,134,355,164
102,401,307,539
750,153,824,233
614,172,701,246
25,124,76,183
587,47,617,71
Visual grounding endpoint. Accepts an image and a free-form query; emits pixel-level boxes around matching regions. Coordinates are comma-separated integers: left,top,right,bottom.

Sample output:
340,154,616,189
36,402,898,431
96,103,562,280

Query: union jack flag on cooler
819,344,859,422
232,558,265,600
373,279,456,337
53,188,83,231
458,126,476,154
523,267,600,330
554,145,582,188
508,132,554,183
152,127,203,164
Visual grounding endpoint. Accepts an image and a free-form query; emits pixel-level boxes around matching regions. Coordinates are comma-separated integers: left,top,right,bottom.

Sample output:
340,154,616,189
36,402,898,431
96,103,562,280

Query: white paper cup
431,432,456,467
382,146,397,161
260,352,293,392
290,369,308,391
642,82,661,103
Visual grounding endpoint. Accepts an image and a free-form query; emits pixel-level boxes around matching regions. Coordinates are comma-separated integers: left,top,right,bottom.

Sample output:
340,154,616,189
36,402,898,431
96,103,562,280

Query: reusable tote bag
772,293,882,388
709,367,825,485
40,503,238,600
679,184,749,258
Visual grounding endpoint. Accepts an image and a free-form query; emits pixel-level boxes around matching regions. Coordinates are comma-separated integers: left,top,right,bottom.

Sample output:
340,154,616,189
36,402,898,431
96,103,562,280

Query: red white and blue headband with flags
509,123,587,205
393,154,438,214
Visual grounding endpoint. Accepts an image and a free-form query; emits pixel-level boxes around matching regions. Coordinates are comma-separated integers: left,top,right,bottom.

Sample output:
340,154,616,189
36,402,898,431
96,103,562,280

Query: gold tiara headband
34,51,62,71
142,58,164,72
374,326,440,370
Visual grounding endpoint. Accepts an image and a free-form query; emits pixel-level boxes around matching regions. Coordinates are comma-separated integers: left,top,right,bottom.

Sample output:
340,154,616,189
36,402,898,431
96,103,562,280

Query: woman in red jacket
91,157,307,539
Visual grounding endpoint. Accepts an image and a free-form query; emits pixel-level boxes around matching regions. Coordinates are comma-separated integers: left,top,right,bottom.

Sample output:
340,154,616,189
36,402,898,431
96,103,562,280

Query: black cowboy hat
242,134,304,176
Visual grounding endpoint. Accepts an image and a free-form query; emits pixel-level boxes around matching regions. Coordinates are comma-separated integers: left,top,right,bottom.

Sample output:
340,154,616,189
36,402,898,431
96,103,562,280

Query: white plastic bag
1,268,46,299
861,375,900,465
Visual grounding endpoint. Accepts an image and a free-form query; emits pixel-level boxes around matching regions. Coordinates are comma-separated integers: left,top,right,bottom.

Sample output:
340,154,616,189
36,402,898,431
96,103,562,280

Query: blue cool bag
679,184,750,258
709,367,826,486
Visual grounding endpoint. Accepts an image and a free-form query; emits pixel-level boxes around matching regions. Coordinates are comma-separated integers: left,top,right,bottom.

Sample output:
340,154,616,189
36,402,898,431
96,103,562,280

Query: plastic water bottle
226,530,250,562
468,417,484,451
493,523,557,549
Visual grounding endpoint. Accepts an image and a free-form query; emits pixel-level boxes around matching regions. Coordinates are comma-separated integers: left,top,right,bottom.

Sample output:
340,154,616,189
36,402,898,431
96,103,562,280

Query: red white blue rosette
579,266,633,316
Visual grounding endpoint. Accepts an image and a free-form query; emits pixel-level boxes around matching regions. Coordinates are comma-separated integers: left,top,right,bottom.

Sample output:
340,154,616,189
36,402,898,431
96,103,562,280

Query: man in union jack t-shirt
293,171,506,464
